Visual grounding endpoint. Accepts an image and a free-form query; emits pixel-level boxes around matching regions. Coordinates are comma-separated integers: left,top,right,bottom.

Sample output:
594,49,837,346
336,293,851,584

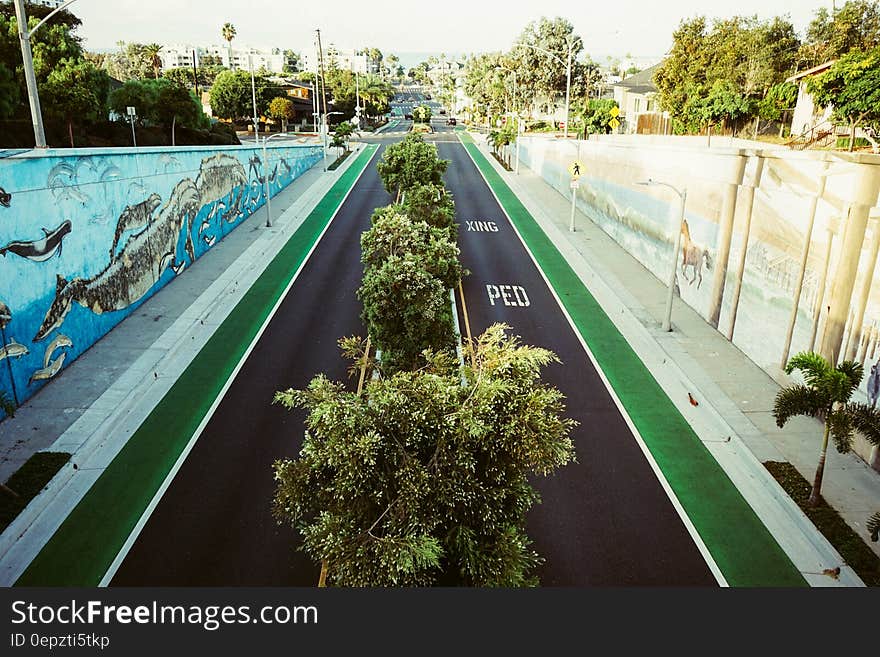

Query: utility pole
192,48,200,96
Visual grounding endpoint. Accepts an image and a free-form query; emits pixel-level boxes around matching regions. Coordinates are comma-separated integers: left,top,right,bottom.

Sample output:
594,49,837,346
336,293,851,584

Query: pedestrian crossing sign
609,118,620,130
568,161,585,179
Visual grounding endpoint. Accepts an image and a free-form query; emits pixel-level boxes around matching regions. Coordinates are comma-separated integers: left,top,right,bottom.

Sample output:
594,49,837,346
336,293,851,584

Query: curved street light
637,178,687,332
513,36,582,139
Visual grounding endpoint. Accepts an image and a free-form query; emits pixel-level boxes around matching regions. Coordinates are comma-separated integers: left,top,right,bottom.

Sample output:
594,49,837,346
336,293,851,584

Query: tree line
654,0,880,139
272,134,576,586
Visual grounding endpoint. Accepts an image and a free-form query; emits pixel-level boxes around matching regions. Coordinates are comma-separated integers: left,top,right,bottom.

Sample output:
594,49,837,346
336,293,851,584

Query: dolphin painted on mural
29,352,66,385
99,165,124,182
43,334,72,368
0,338,28,362
34,180,201,341
110,194,162,257
0,220,72,262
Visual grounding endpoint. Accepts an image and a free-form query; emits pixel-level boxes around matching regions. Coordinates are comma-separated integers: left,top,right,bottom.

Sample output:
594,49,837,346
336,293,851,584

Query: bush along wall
0,143,322,419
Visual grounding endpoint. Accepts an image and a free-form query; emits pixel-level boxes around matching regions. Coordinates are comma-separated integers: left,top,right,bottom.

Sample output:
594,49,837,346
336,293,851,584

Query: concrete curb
467,131,864,587
0,148,368,586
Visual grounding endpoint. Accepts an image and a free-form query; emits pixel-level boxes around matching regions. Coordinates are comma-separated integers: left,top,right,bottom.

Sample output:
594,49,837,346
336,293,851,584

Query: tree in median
358,253,456,373
272,324,577,586
774,352,880,507
376,134,448,199
399,183,456,234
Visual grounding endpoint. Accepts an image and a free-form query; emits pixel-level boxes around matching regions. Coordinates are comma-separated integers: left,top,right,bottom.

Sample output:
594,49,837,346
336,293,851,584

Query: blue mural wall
0,143,322,418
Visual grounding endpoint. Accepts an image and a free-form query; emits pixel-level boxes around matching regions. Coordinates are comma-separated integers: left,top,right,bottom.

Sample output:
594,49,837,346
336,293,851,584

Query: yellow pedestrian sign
568,160,585,179
609,118,620,130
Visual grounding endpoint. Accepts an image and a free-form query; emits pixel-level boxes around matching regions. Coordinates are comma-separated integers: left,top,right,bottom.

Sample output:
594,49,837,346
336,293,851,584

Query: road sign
568,160,585,179
570,179,580,189
610,105,620,118
609,118,620,130
126,106,136,116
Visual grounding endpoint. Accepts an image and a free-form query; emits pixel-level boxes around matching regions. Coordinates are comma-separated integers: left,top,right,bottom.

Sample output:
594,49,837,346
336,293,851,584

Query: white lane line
456,137,728,587
99,145,380,587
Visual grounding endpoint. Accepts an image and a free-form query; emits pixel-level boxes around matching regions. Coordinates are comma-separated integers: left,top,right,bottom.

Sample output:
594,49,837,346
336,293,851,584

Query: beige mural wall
515,134,880,465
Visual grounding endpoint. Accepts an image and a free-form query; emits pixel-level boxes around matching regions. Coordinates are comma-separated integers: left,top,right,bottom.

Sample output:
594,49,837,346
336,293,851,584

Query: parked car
446,117,457,126
404,113,413,120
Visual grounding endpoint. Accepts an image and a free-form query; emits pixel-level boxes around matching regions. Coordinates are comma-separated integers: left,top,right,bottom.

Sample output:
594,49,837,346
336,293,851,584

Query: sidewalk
467,133,880,572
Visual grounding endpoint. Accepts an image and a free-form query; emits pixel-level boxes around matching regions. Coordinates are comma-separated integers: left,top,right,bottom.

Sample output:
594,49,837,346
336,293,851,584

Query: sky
67,0,833,61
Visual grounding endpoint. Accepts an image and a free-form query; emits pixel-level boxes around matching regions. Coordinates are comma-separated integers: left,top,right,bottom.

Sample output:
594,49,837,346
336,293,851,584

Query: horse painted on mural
680,219,712,288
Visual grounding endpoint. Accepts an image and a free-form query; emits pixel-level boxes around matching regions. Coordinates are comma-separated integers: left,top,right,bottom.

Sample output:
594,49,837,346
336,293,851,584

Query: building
31,0,63,8
159,44,287,74
301,47,368,75
786,61,835,141
612,63,664,134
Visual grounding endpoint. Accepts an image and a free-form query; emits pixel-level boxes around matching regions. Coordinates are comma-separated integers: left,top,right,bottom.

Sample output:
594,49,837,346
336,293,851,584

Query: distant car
404,113,413,120
446,117,457,126
439,109,446,115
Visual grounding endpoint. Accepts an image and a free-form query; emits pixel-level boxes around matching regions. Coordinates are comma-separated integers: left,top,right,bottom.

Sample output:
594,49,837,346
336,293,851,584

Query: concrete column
845,218,880,361
727,156,765,340
819,166,880,364
780,164,829,366
708,154,748,329
810,222,838,352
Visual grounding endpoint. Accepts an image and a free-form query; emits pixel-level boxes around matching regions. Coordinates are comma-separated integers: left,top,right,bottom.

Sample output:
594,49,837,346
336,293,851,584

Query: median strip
15,145,379,586
458,131,805,587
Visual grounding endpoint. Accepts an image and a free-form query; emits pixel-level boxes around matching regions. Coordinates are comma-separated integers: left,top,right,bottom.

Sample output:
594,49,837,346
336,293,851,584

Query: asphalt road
111,124,717,586
110,148,392,586
437,128,718,586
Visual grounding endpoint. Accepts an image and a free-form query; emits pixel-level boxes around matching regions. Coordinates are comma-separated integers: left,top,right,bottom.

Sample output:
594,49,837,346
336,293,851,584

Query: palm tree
774,351,880,506
144,43,163,79
221,23,237,70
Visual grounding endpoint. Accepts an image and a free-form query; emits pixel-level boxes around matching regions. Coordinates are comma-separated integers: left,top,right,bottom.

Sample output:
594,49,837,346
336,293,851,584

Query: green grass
764,461,880,586
1,452,70,533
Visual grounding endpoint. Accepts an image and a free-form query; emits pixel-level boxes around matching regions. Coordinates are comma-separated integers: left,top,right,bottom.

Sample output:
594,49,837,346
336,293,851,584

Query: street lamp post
248,52,259,139
638,178,687,332
261,132,291,228
515,37,581,139
497,65,520,174
13,0,84,149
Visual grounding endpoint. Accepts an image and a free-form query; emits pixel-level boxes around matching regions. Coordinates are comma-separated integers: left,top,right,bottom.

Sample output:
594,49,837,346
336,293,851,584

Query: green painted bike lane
458,131,805,587
16,145,379,586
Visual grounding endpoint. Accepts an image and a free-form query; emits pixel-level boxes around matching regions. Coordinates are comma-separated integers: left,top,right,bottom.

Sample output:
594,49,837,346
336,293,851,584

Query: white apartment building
301,47,369,74
159,44,287,73
31,0,63,8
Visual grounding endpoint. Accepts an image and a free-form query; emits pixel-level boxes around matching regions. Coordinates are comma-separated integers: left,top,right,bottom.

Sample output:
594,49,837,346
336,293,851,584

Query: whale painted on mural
196,153,248,222
34,179,201,341
0,220,72,262
110,194,162,257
